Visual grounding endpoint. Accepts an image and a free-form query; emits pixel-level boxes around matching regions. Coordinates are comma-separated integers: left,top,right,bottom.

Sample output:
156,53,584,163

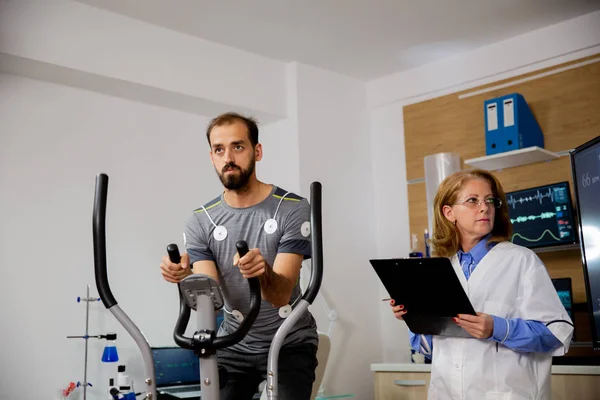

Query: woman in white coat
391,169,574,400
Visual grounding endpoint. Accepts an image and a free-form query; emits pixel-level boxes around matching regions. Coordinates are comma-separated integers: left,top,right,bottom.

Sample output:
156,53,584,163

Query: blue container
484,93,544,155
101,345,119,362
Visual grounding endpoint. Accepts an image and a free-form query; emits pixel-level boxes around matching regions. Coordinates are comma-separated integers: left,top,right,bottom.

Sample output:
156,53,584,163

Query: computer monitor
505,181,578,250
552,277,575,342
570,135,600,350
552,278,574,319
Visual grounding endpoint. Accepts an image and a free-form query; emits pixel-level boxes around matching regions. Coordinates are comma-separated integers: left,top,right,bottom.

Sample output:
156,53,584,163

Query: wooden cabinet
551,374,600,400
374,372,430,400
373,368,600,400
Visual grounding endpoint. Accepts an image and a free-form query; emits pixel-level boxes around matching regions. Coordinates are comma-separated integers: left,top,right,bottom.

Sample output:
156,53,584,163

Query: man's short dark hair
206,112,259,147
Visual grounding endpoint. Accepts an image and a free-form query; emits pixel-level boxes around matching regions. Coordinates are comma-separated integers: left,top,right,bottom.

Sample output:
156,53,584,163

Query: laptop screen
152,347,200,386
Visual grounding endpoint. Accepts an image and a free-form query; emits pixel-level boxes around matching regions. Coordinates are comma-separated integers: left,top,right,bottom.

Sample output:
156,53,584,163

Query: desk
370,364,600,400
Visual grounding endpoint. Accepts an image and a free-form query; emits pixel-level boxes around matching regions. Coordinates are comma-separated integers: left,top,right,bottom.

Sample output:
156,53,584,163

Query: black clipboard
371,257,477,338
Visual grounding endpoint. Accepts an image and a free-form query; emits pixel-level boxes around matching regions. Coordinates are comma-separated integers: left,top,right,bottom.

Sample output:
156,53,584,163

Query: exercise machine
92,173,323,399
168,181,323,399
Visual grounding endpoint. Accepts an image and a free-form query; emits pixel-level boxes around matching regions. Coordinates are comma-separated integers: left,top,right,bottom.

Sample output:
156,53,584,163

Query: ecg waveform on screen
510,212,556,224
507,188,556,209
507,183,574,248
511,229,562,243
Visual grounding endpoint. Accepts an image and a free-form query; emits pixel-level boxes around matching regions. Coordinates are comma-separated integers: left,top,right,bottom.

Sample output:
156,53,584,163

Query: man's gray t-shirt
184,185,318,353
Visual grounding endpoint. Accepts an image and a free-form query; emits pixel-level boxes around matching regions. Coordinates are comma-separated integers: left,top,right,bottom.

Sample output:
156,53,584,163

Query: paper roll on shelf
424,153,461,236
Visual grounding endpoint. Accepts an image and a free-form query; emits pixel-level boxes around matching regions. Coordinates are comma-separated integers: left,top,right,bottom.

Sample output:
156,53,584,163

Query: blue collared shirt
409,236,562,359
457,235,493,280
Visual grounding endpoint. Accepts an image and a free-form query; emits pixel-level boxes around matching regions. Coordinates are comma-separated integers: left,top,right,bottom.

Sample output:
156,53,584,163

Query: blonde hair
430,169,512,257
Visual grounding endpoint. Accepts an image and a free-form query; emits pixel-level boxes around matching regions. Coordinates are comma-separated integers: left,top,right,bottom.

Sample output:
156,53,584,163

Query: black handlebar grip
167,243,181,264
93,173,118,309
236,240,249,258
303,181,323,305
170,242,193,349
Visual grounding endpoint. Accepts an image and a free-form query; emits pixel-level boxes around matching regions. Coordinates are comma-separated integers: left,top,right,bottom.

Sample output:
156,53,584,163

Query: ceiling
76,0,600,81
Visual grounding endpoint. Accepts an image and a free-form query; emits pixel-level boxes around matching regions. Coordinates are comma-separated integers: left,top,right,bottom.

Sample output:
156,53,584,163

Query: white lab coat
428,241,573,400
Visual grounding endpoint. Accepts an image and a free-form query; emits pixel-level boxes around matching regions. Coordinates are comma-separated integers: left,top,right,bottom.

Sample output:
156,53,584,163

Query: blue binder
484,93,544,155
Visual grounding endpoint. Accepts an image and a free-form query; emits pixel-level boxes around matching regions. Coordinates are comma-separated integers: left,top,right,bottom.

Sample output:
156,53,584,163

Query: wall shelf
464,146,561,171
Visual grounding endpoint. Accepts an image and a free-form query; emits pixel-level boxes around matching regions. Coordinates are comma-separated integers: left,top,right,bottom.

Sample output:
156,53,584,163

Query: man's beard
217,160,255,191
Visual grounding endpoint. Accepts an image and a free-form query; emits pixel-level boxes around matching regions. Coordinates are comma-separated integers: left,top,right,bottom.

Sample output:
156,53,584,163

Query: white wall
257,118,301,194
0,0,288,123
367,10,600,364
369,102,413,363
289,62,382,399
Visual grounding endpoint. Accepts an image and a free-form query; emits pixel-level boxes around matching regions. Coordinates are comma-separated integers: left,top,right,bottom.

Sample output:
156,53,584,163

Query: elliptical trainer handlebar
93,173,117,309
92,173,156,400
265,181,323,400
303,181,323,304
169,240,261,353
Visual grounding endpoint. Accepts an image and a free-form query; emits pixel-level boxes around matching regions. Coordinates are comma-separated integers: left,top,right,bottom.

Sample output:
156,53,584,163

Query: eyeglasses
453,197,503,209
